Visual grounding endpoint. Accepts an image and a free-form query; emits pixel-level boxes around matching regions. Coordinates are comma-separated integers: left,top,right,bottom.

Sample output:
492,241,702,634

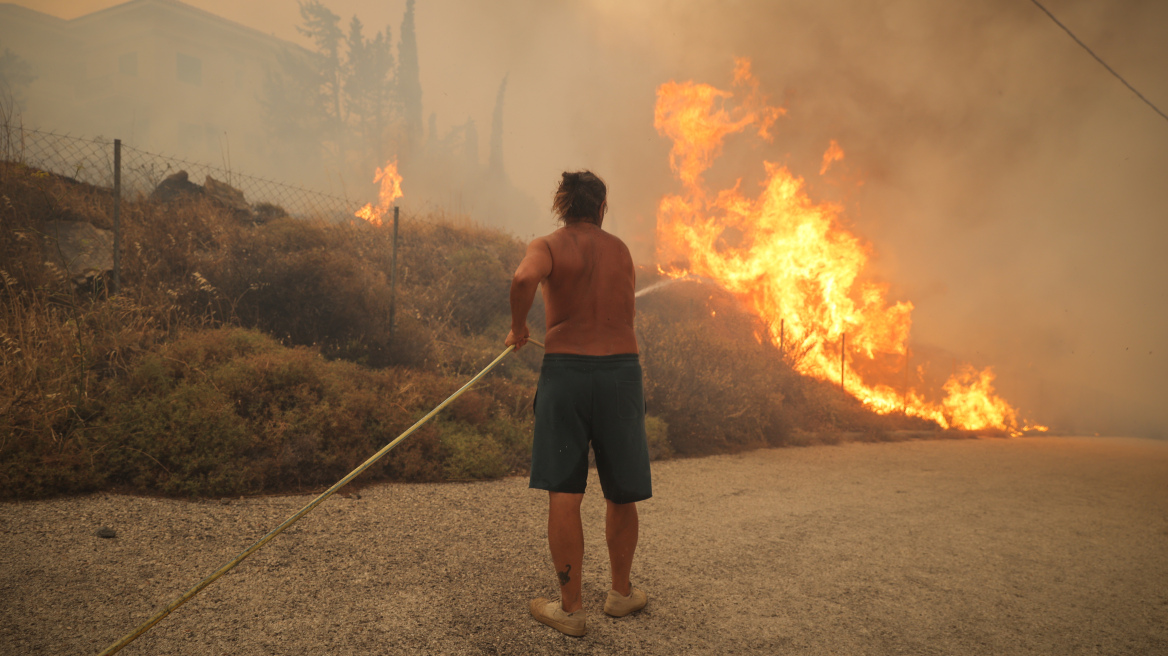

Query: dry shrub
201,217,396,358
187,212,525,370
389,218,529,373
638,280,790,455
0,164,181,497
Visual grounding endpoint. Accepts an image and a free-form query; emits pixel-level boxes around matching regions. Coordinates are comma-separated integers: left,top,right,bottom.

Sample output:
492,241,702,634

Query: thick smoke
12,0,1168,438
413,0,1168,438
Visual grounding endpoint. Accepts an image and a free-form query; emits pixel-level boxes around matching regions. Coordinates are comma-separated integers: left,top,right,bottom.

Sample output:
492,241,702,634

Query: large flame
654,59,1045,435
355,159,404,226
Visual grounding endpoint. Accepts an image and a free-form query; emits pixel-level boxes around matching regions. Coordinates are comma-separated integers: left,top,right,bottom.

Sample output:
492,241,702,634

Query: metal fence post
112,138,121,294
390,205,399,339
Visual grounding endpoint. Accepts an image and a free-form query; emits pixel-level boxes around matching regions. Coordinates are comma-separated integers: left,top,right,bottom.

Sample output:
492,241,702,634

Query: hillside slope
0,162,940,498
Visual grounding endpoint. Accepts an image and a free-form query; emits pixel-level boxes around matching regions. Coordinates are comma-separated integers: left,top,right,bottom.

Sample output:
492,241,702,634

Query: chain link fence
1,126,360,220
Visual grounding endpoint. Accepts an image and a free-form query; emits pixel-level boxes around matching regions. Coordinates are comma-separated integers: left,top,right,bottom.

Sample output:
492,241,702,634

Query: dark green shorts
529,354,652,504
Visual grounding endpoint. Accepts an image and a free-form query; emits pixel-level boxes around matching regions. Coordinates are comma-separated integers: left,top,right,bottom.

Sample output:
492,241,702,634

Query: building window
176,53,202,86
119,52,138,76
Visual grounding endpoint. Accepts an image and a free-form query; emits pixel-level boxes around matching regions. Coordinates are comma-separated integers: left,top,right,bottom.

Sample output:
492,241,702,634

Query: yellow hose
97,340,540,655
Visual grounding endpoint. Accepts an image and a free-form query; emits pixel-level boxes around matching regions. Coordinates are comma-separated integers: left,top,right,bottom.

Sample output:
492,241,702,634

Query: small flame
654,60,1043,435
820,139,845,175
941,366,1018,434
355,159,404,227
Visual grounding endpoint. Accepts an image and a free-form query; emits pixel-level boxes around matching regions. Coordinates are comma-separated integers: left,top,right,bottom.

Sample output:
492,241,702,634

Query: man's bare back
507,222,637,355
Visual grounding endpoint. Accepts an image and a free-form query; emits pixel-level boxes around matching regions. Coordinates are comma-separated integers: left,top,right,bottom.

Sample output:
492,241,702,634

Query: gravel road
2,436,1166,655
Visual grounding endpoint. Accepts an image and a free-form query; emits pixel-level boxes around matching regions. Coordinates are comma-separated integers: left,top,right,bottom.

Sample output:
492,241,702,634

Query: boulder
149,170,203,203
149,171,254,220
204,176,250,214
44,220,114,285
253,202,289,224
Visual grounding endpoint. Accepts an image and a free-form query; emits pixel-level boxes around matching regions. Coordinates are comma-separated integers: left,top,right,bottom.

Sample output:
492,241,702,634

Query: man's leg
548,491,585,613
605,499,638,595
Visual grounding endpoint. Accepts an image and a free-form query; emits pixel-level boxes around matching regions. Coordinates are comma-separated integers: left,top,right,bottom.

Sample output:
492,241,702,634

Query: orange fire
355,159,404,226
820,139,845,175
654,59,1046,435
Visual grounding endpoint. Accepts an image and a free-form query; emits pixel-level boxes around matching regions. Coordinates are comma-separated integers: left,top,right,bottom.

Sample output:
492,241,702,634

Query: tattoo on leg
557,564,572,586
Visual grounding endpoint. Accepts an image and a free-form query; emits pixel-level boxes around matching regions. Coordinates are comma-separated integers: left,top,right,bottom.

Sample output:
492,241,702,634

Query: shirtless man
506,171,651,637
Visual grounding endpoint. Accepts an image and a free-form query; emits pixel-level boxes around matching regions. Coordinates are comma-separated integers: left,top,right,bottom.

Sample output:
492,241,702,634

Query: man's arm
506,238,553,349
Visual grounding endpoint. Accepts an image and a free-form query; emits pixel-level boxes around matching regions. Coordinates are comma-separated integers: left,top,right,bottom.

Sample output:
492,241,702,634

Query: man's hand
506,324,529,350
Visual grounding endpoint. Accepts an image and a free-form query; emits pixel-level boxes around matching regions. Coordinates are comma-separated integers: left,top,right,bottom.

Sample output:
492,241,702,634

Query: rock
149,170,202,203
149,172,254,221
44,221,114,285
96,527,116,539
204,176,250,214
253,202,288,224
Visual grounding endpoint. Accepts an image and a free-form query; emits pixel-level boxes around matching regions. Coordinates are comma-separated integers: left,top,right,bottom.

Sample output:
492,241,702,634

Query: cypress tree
464,118,479,169
488,74,508,179
397,0,424,151
296,1,345,138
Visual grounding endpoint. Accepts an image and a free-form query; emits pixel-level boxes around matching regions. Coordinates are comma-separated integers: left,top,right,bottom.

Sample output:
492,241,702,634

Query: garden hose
97,339,543,656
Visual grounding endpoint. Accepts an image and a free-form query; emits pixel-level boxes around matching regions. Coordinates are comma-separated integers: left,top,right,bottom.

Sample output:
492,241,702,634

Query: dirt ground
2,436,1167,655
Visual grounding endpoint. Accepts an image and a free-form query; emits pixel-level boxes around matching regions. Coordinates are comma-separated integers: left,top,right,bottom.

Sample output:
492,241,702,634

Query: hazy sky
16,0,1168,437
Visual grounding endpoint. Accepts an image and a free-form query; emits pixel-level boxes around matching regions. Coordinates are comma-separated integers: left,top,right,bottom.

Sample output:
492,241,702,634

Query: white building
0,0,314,184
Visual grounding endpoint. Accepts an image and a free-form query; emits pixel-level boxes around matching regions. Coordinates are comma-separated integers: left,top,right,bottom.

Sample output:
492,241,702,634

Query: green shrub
438,421,509,480
486,415,534,473
645,414,672,461
81,327,540,496
89,328,461,495
100,381,254,496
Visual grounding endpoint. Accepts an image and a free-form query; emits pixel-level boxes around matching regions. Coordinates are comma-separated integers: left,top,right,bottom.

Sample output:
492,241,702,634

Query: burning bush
653,59,1042,435
638,276,933,455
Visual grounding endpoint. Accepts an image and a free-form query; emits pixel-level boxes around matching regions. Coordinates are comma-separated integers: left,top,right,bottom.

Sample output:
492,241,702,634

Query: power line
1028,0,1168,124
